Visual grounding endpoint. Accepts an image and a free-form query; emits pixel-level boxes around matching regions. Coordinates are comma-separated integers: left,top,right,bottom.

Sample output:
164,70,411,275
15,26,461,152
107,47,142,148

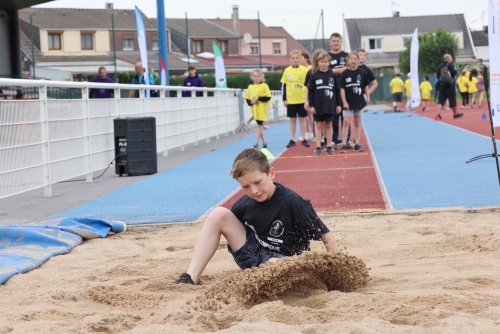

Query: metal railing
0,78,285,199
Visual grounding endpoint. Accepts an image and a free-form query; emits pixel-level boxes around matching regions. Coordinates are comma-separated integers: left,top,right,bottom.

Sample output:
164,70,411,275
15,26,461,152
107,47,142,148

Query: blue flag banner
0,218,126,284
135,6,150,98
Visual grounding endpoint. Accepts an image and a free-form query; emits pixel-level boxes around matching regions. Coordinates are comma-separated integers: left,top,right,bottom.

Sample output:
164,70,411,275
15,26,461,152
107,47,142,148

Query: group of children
456,66,486,109
389,73,433,113
246,33,377,155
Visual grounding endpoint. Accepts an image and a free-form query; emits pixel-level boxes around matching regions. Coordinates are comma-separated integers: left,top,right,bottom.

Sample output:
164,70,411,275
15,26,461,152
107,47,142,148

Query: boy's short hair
230,149,270,179
396,73,401,77
356,48,366,54
188,65,196,71
424,75,429,80
301,52,310,60
330,32,342,40
289,49,302,57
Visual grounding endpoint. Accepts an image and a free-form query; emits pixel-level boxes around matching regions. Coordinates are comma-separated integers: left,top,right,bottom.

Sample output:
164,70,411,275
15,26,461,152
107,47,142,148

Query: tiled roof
268,26,309,55
164,18,239,38
471,30,488,47
345,14,474,58
18,7,157,30
209,19,286,38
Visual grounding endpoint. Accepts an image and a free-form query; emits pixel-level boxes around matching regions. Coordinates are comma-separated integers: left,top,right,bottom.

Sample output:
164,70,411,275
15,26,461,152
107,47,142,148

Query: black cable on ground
58,154,123,183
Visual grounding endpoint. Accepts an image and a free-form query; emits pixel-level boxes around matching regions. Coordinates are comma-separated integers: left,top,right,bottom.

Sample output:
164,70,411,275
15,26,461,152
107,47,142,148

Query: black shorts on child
287,103,307,118
313,114,333,122
227,228,285,269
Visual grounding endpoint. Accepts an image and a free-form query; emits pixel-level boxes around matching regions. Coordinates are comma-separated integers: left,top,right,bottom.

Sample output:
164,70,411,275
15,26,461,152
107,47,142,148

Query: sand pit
2,209,500,333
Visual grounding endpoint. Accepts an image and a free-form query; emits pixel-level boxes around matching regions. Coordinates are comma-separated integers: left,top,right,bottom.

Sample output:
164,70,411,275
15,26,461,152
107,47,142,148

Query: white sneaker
264,125,270,129
297,136,303,141
305,132,314,141
460,105,465,109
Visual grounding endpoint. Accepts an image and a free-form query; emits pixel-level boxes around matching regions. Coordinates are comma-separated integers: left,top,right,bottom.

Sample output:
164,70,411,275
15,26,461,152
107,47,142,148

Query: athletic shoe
426,107,431,112
326,146,334,155
264,125,270,129
321,140,326,148
461,105,465,109
262,142,268,149
301,140,310,148
305,132,314,141
438,114,442,120
172,273,197,285
253,143,259,149
453,113,463,119
354,143,364,152
332,142,338,150
346,141,355,149
339,144,347,153
286,140,296,148
314,147,322,155
297,136,303,141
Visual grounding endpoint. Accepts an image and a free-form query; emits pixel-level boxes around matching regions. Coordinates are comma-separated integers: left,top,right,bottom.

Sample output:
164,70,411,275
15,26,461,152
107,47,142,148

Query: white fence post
178,89,185,152
162,89,169,157
82,86,93,183
39,83,52,197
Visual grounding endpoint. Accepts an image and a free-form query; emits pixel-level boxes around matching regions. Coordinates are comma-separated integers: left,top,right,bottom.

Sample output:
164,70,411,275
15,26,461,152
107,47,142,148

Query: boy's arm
321,232,339,252
368,79,378,95
332,67,346,75
364,85,370,105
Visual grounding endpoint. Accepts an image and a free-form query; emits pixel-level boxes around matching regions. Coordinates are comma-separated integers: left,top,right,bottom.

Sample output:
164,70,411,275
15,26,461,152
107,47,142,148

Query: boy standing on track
389,74,405,112
328,33,349,147
282,50,310,149
420,76,432,112
172,148,339,285
308,50,342,155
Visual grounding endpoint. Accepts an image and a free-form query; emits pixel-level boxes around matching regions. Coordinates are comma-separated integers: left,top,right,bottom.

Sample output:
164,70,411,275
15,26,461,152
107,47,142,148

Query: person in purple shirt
182,65,205,97
90,67,114,99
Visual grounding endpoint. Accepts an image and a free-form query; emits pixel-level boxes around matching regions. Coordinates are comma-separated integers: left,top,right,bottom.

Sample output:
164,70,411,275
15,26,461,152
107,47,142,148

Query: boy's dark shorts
313,114,333,122
287,103,307,118
392,92,402,102
228,228,285,269
438,86,457,108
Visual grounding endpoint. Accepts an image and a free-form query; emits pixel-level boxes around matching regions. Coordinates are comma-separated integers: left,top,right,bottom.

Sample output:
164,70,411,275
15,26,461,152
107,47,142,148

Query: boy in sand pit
173,148,339,285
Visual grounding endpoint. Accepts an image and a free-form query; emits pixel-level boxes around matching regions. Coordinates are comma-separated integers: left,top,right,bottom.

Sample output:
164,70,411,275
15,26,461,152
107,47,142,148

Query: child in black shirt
308,50,342,155
339,51,370,153
173,149,338,285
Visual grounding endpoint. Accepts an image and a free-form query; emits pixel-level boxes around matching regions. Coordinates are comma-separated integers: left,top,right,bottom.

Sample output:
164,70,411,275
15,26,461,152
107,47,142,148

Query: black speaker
114,117,157,176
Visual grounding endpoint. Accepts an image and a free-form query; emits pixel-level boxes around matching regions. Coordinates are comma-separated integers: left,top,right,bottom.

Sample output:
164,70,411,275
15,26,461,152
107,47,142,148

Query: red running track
222,129,389,214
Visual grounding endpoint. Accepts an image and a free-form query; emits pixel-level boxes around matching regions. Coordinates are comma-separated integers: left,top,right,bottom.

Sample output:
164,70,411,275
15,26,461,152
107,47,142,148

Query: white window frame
402,34,412,49
272,40,282,54
81,33,94,50
250,44,259,54
152,40,159,51
123,39,134,51
367,36,383,52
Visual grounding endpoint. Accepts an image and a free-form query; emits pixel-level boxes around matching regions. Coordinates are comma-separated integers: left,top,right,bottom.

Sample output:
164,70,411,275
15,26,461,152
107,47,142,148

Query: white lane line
362,125,394,210
420,113,500,141
278,166,374,173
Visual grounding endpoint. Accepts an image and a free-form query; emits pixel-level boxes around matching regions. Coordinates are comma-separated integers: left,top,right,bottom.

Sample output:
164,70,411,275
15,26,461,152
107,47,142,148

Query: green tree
399,28,459,74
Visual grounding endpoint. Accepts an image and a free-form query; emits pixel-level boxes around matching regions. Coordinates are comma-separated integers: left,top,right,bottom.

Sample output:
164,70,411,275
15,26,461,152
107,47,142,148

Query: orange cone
434,114,440,121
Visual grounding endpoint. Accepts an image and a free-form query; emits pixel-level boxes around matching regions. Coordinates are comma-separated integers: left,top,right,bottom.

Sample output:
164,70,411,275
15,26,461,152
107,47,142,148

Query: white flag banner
488,1,500,127
135,6,150,98
410,28,421,109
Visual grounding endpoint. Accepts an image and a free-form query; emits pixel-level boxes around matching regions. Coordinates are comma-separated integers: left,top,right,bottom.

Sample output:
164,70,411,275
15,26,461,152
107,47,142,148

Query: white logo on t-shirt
331,60,338,65
287,75,293,79
316,79,323,84
187,83,191,86
346,77,352,83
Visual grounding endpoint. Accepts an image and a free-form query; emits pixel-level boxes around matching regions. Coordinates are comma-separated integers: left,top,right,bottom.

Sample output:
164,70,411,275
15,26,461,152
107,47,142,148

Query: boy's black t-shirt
231,183,329,256
328,51,348,75
307,70,341,115
339,68,370,110
359,64,376,82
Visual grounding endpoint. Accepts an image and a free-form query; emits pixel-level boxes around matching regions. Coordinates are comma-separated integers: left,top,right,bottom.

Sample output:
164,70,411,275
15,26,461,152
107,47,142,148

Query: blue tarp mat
0,218,126,284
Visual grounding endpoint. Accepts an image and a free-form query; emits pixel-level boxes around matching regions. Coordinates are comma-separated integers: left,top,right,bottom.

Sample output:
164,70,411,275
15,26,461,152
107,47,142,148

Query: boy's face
252,72,262,84
318,58,329,71
329,37,342,52
358,52,366,65
237,168,276,202
348,55,359,67
189,69,196,77
290,54,301,66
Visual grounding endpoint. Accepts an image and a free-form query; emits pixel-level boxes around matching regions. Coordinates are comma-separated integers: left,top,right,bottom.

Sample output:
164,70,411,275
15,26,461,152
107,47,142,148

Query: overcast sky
34,0,489,39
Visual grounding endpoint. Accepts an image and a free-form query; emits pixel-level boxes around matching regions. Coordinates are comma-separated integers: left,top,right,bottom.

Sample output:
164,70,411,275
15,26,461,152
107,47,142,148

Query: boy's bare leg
299,117,307,140
341,117,350,145
290,117,297,140
353,116,362,144
315,121,324,148
258,124,266,144
324,121,333,147
186,207,246,283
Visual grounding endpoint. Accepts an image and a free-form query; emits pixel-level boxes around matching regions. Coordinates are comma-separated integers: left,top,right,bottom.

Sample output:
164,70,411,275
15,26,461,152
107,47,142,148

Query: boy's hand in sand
321,232,339,253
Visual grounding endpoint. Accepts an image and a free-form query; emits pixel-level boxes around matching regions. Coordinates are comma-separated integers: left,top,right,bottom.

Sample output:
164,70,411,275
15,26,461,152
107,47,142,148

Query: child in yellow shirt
468,69,479,108
389,74,405,112
456,71,469,108
419,76,433,112
245,69,271,149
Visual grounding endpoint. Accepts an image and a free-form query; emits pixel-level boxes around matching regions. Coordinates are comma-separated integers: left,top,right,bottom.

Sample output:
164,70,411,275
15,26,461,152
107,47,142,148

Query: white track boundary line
363,125,394,210
199,147,288,219
421,113,500,141
279,166,374,173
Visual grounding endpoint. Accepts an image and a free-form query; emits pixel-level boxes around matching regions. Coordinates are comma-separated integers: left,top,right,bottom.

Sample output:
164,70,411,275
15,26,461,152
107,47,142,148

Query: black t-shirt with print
358,64,376,82
231,182,330,256
339,68,370,110
307,70,341,115
328,51,348,75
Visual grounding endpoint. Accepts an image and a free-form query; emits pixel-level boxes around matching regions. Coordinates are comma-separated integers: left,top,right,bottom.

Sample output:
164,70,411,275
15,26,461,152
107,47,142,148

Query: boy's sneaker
339,144,347,153
286,140,296,148
332,142,338,150
253,143,259,149
453,113,463,119
354,143,363,152
301,140,310,147
305,132,314,141
346,140,355,149
262,142,268,149
314,147,322,155
172,273,197,285
326,146,334,155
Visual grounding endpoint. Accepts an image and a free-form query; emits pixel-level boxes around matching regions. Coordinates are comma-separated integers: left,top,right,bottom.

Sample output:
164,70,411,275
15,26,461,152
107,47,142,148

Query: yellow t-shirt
245,83,271,122
404,79,412,96
281,65,308,104
456,75,469,93
468,76,478,93
390,77,405,94
419,81,433,100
